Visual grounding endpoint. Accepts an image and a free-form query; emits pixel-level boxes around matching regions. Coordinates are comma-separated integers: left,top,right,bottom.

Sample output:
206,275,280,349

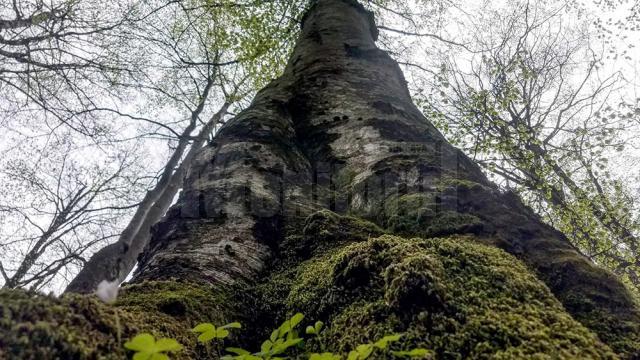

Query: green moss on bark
263,233,619,359
3,209,638,359
384,194,484,237
0,281,234,360
281,209,385,261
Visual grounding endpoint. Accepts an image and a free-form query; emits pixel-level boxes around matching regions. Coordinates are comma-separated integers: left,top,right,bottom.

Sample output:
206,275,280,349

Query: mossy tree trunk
2,0,639,359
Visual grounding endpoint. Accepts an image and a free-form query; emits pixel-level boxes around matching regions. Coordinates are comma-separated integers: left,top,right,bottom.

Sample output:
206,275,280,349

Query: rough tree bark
1,1,639,359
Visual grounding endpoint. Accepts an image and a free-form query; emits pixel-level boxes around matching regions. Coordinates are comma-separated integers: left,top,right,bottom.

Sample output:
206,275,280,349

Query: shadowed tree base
1,0,639,358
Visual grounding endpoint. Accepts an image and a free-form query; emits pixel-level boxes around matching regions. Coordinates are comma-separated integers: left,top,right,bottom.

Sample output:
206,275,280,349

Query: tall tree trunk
1,1,639,359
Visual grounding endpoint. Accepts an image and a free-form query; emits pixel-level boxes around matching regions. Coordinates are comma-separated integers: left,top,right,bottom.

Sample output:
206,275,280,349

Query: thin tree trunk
66,102,230,293
2,1,639,358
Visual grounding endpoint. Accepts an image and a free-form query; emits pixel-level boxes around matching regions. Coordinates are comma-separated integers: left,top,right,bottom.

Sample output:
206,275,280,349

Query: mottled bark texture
1,0,639,359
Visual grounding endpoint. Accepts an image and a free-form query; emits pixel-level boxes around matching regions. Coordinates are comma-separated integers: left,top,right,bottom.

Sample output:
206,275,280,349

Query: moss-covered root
275,235,622,359
0,281,233,359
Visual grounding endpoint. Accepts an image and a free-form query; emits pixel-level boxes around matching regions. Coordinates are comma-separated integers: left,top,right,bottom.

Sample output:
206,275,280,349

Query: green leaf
355,344,374,359
155,338,182,352
305,325,316,335
226,347,251,355
278,321,291,336
221,322,242,329
277,313,304,339
309,353,341,360
150,354,170,360
125,333,155,352
373,334,402,349
193,321,241,343
271,338,303,355
261,339,273,353
133,352,152,360
287,329,299,341
125,333,181,360
270,329,279,342
290,313,304,328
192,323,215,333
198,331,217,343
216,328,230,339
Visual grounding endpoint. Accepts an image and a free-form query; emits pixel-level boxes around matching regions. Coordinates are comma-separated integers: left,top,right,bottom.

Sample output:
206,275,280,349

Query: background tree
0,135,144,290
0,0,138,135
408,0,640,293
1,0,308,292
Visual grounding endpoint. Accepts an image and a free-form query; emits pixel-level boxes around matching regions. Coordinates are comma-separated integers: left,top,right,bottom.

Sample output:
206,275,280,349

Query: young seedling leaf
373,334,402,349
305,325,316,335
150,354,170,360
192,323,215,333
270,329,279,342
132,352,152,360
226,347,251,355
197,331,218,343
261,339,273,353
221,322,242,329
124,333,182,360
356,344,374,359
125,333,155,352
309,353,341,360
290,313,304,328
155,338,182,352
216,328,230,339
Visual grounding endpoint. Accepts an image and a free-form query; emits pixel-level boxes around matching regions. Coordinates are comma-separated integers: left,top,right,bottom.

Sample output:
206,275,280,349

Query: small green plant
345,334,432,359
311,333,430,360
222,313,306,360
193,322,242,343
123,333,182,360
305,320,324,336
308,353,341,360
346,334,402,360
193,321,242,358
123,313,431,359
305,320,326,352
